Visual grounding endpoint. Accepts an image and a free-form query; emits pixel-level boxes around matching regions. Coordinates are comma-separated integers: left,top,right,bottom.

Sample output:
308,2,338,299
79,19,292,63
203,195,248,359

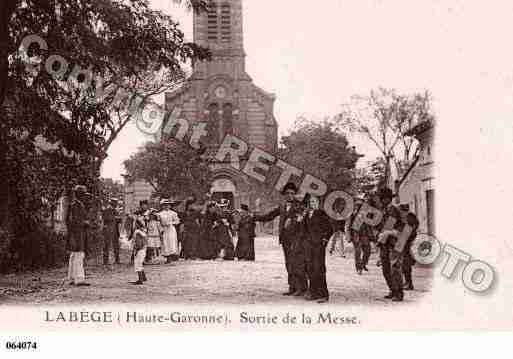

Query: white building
398,120,435,236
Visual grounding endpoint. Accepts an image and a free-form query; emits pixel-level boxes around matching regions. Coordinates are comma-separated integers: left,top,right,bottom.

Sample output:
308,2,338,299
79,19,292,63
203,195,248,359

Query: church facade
164,0,278,209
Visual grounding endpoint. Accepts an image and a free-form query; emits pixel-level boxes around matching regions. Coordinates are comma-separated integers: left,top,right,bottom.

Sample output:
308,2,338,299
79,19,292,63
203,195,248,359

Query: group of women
129,198,257,264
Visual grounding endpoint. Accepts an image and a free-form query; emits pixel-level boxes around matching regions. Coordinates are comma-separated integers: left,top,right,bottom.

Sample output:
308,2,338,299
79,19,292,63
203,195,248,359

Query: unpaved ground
0,236,432,306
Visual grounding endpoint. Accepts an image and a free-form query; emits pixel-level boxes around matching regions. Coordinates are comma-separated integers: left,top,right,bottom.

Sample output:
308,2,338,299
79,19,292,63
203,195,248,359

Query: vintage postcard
1,0,512,349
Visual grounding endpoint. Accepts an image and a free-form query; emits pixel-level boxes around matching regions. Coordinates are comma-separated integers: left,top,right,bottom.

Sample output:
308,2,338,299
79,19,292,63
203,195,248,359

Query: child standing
146,211,162,263
130,219,148,285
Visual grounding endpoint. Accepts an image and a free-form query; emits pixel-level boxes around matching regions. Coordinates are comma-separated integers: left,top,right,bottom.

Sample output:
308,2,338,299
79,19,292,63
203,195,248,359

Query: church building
164,0,278,209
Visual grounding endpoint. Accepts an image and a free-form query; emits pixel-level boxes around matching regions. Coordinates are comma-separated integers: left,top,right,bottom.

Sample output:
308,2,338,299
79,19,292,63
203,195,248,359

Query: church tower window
222,103,234,136
205,1,232,45
207,2,219,41
206,101,236,143
220,3,232,43
207,103,220,144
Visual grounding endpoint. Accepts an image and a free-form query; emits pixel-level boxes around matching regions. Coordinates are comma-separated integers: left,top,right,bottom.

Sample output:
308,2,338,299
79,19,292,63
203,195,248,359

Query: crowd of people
66,181,420,303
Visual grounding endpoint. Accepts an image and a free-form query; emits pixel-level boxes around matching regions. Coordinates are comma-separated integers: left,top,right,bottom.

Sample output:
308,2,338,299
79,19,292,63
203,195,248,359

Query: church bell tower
192,0,250,81
165,0,278,208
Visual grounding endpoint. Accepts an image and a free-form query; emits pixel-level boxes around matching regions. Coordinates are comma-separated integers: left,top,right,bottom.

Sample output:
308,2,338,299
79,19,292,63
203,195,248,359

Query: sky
101,0,513,184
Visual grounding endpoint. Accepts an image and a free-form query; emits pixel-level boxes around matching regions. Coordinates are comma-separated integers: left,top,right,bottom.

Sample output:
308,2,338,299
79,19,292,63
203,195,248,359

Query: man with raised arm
254,182,306,296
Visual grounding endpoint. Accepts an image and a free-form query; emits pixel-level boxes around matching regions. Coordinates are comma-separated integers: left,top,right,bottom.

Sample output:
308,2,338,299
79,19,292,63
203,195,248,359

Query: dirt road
0,236,432,306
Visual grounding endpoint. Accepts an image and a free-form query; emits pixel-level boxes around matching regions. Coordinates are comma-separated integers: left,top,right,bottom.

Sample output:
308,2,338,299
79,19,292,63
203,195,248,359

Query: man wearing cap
399,204,419,291
376,187,405,301
254,182,306,296
102,198,121,265
66,185,91,286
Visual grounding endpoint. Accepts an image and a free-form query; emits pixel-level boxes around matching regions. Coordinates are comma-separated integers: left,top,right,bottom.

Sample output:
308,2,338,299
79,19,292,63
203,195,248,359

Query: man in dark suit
102,198,121,265
399,204,420,291
377,187,405,302
303,194,334,303
66,185,91,286
254,182,306,296
235,204,257,261
347,199,374,274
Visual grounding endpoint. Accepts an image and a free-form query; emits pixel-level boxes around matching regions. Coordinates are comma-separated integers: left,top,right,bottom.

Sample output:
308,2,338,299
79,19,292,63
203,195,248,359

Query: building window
207,103,220,144
207,2,218,41
220,3,232,43
222,103,234,136
206,102,236,143
205,1,231,44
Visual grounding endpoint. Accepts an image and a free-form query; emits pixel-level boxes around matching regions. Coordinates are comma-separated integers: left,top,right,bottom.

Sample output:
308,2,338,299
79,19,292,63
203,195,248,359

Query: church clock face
215,86,227,99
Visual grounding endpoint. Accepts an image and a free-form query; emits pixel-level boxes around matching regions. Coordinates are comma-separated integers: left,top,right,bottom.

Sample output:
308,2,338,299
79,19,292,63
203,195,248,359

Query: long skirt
216,226,234,260
161,226,179,257
235,234,255,260
148,235,161,249
182,230,200,259
198,237,218,259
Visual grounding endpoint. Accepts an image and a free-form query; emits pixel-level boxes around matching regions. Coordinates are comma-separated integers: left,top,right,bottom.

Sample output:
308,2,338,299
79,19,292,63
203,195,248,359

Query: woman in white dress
158,199,181,263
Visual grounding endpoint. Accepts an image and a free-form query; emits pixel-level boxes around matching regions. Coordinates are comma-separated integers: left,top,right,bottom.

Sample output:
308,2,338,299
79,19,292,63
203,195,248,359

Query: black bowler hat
281,182,298,195
240,204,249,211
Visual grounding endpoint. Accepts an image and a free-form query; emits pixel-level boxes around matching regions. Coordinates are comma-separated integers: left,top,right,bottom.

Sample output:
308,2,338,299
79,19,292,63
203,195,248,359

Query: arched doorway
210,177,236,209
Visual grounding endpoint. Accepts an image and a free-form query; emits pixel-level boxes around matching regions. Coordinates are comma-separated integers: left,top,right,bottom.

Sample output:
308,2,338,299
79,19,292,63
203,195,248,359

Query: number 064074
5,341,38,350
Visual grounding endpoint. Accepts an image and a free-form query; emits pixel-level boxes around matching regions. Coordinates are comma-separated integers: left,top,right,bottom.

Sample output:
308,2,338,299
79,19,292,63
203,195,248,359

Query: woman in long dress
198,202,220,260
158,199,181,263
181,205,201,260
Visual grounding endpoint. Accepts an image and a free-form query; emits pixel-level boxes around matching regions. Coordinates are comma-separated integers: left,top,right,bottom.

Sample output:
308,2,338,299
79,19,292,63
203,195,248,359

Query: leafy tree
337,88,434,187
1,0,210,222
278,117,363,192
0,0,207,107
353,157,387,196
0,0,210,270
123,139,212,200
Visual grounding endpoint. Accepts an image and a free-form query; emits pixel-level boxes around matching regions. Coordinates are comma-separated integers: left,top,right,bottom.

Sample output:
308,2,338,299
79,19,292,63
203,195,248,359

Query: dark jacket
180,209,202,234
377,204,403,247
348,211,375,242
238,213,256,239
400,212,420,253
254,199,305,244
302,209,334,245
102,206,120,238
66,199,88,252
